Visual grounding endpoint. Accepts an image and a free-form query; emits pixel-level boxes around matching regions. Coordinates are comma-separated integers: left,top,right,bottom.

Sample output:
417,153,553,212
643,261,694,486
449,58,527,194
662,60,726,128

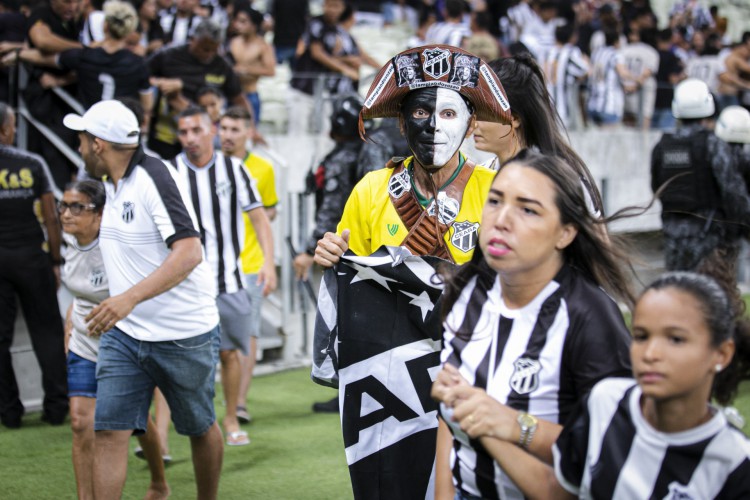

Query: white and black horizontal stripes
172,152,262,294
554,379,750,499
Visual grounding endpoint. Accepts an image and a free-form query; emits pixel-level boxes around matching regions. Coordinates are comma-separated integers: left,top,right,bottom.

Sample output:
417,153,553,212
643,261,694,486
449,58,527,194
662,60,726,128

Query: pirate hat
359,45,512,137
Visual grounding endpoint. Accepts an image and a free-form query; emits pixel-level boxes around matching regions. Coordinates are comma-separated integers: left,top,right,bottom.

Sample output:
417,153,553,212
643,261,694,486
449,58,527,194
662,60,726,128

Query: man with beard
63,100,223,499
315,45,512,267
173,106,276,445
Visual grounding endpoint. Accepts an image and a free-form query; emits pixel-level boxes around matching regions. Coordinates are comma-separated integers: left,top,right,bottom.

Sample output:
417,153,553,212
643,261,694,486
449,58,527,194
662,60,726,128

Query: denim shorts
94,325,220,436
67,351,97,398
588,109,621,126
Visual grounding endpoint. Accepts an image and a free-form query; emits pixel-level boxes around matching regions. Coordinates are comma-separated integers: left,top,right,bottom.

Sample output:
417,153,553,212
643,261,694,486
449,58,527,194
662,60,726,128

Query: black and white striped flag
311,246,455,500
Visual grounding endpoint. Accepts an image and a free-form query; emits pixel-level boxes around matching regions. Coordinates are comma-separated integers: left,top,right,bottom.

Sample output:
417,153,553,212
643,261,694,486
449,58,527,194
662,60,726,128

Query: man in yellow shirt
315,45,513,266
219,106,277,424
310,45,514,497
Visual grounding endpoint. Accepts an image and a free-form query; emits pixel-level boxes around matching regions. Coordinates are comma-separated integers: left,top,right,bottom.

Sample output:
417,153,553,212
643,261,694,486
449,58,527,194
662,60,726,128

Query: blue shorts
247,92,261,125
67,351,97,398
588,109,621,125
94,326,220,436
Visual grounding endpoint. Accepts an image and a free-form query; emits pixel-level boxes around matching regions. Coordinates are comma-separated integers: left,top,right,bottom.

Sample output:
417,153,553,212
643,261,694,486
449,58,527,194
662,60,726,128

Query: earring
715,364,723,373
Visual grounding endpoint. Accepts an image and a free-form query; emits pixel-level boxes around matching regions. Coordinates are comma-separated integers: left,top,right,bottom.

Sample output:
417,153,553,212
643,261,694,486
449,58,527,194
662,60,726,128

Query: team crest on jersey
216,180,233,198
665,482,695,499
387,224,399,236
388,169,411,199
89,268,105,287
427,194,459,225
122,201,135,223
510,357,541,394
451,221,479,253
422,47,451,80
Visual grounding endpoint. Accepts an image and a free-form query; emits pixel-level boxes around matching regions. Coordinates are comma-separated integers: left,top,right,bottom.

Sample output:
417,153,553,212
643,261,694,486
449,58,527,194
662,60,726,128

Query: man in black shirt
288,0,357,134
147,18,247,159
14,0,151,110
0,102,67,429
653,28,685,130
24,0,84,192
268,0,308,65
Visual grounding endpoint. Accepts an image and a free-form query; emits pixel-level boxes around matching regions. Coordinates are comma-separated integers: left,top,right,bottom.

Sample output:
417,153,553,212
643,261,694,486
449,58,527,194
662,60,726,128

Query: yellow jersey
240,152,278,274
337,156,494,264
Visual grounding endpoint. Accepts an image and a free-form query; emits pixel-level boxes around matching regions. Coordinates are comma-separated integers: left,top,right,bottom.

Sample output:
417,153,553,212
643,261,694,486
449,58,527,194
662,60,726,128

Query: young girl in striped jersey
441,271,750,499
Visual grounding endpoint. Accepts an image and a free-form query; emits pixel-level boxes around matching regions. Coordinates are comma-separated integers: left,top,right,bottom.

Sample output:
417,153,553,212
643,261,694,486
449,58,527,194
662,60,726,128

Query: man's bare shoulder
229,36,266,61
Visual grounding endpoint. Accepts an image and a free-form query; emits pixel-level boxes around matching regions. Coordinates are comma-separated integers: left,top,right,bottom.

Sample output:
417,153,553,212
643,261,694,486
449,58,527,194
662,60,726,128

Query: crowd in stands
0,0,748,190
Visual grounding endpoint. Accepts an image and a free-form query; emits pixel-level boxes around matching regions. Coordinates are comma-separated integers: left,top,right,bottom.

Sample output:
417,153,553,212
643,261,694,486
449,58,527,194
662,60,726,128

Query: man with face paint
314,45,513,267
310,46,512,500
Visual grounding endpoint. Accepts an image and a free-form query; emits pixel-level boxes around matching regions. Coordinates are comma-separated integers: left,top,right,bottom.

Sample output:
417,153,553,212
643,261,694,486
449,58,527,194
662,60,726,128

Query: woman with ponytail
472,54,603,215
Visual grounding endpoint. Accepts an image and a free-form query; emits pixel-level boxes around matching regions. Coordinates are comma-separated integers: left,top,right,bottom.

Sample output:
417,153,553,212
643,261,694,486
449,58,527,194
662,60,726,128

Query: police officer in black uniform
651,79,750,313
0,102,68,428
293,94,369,281
292,93,367,413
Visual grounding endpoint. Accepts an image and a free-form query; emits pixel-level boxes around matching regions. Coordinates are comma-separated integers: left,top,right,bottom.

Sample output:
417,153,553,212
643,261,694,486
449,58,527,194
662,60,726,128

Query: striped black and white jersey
172,152,262,295
545,43,590,127
554,378,750,499
439,265,632,499
424,21,471,47
588,45,625,117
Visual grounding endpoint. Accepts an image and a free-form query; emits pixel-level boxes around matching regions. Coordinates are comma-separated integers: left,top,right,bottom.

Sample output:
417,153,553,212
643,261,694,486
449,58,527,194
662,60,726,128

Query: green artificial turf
0,368,351,499
4,314,750,499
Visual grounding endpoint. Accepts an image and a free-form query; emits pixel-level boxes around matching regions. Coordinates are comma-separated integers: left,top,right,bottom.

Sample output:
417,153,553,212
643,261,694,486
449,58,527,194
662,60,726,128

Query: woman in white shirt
61,179,169,499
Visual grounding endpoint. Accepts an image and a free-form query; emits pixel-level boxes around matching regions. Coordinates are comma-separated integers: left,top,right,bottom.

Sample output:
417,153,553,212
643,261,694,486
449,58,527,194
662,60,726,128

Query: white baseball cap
63,100,140,145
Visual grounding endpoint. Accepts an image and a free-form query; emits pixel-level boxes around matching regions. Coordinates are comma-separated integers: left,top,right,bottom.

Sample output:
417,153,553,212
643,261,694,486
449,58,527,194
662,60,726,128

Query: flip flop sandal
226,430,250,446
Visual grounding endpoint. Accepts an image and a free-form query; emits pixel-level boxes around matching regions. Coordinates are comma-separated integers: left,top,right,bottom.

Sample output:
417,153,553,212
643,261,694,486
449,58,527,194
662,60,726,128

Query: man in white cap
64,99,224,499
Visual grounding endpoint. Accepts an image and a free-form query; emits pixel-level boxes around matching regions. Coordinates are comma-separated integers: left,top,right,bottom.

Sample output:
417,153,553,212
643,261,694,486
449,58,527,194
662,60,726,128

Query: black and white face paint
401,87,472,170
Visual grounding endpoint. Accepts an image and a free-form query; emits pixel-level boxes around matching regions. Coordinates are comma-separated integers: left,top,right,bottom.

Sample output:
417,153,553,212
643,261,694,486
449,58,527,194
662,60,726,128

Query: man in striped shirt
425,0,470,48
174,106,276,446
587,28,637,127
544,23,590,130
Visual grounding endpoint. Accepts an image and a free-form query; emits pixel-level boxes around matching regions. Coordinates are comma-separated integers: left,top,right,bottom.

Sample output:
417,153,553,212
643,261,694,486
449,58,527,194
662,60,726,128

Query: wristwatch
517,412,538,449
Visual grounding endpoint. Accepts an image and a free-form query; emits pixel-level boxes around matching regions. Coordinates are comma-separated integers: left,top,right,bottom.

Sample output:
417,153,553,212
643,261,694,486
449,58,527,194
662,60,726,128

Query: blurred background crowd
1,0,750,193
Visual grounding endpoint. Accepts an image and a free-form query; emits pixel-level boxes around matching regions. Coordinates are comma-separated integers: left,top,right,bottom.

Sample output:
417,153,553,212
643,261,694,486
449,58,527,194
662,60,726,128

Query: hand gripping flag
311,246,456,500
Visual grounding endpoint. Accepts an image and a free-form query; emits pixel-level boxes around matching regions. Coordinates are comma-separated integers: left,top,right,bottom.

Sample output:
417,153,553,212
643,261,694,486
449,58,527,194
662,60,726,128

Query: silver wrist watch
517,412,538,449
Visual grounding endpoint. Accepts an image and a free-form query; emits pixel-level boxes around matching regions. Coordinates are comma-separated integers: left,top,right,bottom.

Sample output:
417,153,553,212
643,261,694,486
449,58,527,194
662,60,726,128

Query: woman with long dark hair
473,54,603,214
432,150,633,499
